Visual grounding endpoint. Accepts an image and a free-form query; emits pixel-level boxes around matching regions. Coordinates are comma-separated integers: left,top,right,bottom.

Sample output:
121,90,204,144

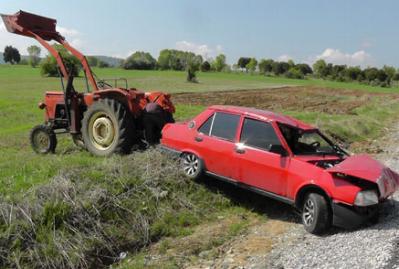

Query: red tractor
1,11,175,156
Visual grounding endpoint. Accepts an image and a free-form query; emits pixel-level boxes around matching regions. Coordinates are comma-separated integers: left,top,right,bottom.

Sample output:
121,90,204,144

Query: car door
192,111,241,178
233,118,289,196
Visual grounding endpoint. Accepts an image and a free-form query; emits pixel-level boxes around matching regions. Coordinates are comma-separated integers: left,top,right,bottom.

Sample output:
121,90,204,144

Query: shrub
285,67,304,79
0,149,230,268
40,45,81,77
123,51,156,70
200,61,211,72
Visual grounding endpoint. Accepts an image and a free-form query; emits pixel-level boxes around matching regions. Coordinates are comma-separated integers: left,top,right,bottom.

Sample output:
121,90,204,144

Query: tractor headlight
354,190,379,206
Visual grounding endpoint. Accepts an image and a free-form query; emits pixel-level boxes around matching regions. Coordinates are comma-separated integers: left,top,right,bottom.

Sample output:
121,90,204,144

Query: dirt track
174,86,398,115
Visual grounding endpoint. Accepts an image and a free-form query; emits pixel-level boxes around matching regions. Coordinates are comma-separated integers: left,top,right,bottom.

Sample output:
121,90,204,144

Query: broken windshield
279,124,338,156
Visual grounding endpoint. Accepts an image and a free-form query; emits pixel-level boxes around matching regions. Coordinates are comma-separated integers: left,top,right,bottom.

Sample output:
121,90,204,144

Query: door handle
195,136,203,142
235,147,245,154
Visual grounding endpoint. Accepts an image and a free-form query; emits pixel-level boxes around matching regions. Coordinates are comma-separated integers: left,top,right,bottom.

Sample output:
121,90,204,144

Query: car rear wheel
302,193,331,234
181,153,203,180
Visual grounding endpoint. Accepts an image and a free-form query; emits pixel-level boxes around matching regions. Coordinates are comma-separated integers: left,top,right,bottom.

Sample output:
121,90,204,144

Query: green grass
1,64,399,195
1,64,399,268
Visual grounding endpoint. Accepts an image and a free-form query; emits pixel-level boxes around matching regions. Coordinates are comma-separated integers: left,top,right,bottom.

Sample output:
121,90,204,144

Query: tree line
3,44,399,87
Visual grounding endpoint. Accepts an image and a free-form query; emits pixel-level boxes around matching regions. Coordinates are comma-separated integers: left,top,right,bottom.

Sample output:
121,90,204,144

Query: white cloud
0,22,86,56
57,26,85,51
0,21,37,55
175,40,223,59
315,48,372,67
277,54,292,62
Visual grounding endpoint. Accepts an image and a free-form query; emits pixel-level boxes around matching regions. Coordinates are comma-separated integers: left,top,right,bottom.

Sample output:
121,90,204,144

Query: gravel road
262,126,399,269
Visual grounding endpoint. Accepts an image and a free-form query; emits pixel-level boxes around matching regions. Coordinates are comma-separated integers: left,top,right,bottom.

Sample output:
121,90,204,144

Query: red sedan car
160,106,399,234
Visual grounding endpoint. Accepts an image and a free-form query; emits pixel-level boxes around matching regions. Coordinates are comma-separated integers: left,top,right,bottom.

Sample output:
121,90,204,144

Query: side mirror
270,144,289,157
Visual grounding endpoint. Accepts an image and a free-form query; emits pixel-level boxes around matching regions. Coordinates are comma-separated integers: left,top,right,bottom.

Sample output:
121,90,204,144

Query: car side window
210,112,240,141
198,114,214,135
240,118,281,151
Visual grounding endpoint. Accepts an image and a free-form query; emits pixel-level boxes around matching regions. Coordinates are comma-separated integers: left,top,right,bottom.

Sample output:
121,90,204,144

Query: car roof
209,105,315,130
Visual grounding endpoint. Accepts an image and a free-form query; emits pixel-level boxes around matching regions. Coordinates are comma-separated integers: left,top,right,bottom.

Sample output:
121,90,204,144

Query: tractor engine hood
328,154,399,198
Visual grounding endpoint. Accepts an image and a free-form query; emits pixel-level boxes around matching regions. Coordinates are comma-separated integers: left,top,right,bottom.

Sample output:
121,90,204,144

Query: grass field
1,65,399,268
1,65,399,193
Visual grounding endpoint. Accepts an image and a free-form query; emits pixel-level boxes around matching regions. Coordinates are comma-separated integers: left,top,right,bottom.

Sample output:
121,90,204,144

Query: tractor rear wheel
30,124,57,154
81,99,134,156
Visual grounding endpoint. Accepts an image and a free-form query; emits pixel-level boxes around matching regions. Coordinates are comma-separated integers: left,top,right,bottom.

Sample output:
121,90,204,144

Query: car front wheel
302,193,331,234
181,153,203,180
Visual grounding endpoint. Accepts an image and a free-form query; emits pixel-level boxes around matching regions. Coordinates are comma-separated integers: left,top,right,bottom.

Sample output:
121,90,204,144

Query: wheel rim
182,154,199,176
303,199,315,226
33,130,50,152
88,112,116,150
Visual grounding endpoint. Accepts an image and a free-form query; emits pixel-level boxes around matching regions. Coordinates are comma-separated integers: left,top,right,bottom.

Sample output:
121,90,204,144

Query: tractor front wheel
30,125,57,154
81,99,133,156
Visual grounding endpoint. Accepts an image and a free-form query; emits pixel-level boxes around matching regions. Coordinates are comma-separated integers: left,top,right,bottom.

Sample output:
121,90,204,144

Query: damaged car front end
326,154,399,228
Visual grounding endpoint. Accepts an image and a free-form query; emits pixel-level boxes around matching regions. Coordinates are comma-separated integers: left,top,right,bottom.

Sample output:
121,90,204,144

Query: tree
3,46,21,64
41,44,80,77
87,56,99,67
285,67,304,79
186,55,202,82
213,54,226,72
98,60,110,68
123,51,156,70
331,65,347,81
295,63,313,75
258,59,274,74
200,61,211,72
383,65,396,82
287,59,295,68
157,49,202,71
272,61,290,75
157,49,172,70
237,57,251,72
363,67,379,82
246,58,258,73
376,69,388,83
27,45,41,67
312,59,327,78
345,66,362,81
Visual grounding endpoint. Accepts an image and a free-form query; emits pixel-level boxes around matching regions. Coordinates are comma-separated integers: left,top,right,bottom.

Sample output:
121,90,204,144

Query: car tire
30,124,57,154
181,153,204,180
302,193,331,234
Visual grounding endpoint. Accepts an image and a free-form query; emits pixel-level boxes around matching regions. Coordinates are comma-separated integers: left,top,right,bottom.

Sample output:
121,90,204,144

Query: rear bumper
158,144,181,158
332,202,379,228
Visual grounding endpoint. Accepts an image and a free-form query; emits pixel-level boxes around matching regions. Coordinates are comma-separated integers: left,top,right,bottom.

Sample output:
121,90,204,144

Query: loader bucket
1,10,62,41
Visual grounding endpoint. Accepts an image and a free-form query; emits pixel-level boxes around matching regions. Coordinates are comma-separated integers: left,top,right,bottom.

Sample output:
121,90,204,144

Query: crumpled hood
328,154,399,198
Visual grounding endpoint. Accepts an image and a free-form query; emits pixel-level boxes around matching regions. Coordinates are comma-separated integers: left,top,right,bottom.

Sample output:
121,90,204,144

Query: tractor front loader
1,10,175,156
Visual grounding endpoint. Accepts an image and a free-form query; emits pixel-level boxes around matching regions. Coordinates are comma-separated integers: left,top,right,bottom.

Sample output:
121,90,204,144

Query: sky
0,0,398,67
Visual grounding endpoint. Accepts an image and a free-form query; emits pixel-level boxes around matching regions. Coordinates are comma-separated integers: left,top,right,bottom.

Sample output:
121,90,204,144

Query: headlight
354,190,379,206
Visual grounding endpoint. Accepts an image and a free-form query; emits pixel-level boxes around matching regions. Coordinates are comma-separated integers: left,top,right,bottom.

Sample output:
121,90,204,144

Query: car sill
205,171,294,205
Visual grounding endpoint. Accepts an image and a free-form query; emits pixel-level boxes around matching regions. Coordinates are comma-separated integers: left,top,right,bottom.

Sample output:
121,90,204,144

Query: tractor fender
91,89,145,115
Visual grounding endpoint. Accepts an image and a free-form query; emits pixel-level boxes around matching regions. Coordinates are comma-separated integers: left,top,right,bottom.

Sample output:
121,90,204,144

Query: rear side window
240,118,281,150
198,114,214,135
210,112,240,141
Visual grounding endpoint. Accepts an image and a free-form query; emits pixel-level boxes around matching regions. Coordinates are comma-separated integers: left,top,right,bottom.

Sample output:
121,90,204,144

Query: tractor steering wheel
97,80,113,89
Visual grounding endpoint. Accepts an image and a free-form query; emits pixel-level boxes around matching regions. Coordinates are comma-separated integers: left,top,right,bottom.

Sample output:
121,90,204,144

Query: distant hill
0,53,3,64
90,56,124,67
